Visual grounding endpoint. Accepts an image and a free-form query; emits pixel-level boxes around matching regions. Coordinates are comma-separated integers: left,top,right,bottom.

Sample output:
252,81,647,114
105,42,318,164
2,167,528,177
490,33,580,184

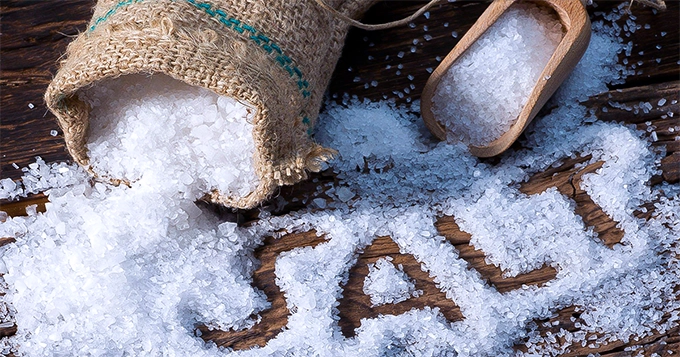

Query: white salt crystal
187,121,214,141
24,204,37,216
49,130,58,137
657,98,666,106
0,179,18,201
27,103,34,109
432,3,564,147
335,187,355,202
312,198,327,209
180,172,194,185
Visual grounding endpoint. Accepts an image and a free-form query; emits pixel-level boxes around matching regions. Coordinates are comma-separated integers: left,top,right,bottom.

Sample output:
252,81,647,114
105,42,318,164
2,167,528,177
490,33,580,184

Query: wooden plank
584,82,679,125
0,194,48,217
0,0,92,180
0,324,17,338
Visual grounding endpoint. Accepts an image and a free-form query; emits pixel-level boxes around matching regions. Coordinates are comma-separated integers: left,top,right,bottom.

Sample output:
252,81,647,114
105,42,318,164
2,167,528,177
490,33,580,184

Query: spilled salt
0,5,678,357
431,3,563,147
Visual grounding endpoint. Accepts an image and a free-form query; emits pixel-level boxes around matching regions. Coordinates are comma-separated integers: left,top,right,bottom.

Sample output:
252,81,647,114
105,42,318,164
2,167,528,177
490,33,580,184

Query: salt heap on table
363,256,421,306
1,74,267,356
431,3,563,147
80,74,258,200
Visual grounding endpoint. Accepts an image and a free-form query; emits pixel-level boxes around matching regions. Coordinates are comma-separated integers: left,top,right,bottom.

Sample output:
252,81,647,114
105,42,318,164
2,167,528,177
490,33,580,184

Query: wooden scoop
420,0,591,157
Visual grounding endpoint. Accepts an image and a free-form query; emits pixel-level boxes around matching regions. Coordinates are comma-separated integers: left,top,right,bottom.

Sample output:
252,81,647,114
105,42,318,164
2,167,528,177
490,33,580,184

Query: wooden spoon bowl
421,0,591,157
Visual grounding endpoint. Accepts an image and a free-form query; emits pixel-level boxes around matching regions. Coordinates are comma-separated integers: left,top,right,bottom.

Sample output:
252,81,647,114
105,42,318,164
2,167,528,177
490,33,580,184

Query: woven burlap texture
45,0,378,209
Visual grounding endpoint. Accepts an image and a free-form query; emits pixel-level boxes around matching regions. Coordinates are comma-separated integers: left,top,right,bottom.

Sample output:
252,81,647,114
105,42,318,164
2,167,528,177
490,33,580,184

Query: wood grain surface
1,0,678,355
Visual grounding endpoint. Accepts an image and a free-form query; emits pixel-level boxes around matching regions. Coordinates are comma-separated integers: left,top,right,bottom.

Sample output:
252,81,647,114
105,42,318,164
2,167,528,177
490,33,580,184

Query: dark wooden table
1,1,678,355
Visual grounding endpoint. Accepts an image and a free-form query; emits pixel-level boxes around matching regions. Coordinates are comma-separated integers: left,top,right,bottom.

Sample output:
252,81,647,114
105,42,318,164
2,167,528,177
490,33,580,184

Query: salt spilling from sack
81,73,259,200
1,5,679,357
431,3,563,147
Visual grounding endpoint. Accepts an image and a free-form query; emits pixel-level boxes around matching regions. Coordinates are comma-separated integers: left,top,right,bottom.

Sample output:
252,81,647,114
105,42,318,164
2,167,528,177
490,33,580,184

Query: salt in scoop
421,0,591,157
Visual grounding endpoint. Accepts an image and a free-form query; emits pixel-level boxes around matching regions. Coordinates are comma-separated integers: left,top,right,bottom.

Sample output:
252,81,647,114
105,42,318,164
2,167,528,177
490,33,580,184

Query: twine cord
314,0,442,31
628,0,666,10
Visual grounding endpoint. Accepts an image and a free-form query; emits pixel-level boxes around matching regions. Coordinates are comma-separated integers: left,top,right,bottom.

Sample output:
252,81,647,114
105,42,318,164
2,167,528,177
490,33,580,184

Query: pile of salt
363,257,421,306
80,74,259,200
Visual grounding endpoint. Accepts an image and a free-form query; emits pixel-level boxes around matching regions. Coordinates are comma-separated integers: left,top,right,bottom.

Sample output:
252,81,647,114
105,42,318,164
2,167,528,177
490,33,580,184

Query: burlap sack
45,0,380,209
